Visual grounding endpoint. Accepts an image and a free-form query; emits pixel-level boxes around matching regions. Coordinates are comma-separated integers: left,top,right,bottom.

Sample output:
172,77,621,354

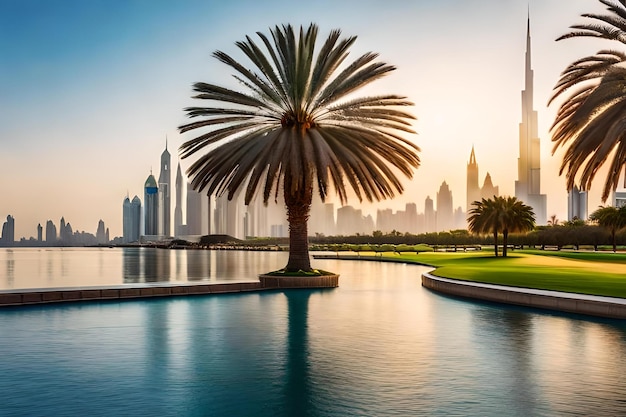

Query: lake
1,248,625,416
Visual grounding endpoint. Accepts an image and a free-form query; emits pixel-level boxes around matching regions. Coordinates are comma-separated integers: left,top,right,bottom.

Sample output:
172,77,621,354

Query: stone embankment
0,275,339,307
422,273,626,319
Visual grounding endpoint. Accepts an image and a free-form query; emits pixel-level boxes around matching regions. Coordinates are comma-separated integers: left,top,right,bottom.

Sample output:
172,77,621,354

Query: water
1,248,626,416
0,247,288,289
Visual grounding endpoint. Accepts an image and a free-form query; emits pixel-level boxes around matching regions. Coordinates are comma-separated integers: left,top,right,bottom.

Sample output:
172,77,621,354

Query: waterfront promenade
2,251,624,319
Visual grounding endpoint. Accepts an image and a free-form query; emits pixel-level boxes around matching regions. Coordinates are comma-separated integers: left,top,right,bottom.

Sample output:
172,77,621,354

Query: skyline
0,0,618,238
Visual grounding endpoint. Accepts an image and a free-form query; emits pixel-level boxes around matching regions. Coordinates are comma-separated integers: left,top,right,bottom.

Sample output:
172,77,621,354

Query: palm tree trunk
502,230,509,257
612,229,617,253
284,177,313,272
493,230,499,257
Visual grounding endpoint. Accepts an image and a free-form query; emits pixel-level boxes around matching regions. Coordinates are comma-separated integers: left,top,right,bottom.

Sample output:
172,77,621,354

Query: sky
0,0,618,239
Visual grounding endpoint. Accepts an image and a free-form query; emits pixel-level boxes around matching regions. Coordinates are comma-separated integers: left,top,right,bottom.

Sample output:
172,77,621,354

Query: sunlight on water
1,250,625,416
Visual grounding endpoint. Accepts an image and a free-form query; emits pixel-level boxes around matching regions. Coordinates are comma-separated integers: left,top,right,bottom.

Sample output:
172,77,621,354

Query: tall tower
158,140,171,236
186,182,203,235
466,146,480,213
144,173,159,236
436,181,453,232
174,161,183,237
515,16,547,224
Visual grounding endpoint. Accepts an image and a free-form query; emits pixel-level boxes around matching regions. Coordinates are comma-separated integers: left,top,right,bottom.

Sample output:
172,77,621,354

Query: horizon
0,0,620,239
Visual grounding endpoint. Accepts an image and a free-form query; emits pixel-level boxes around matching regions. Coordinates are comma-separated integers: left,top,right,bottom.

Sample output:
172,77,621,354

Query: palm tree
550,0,626,201
468,196,535,257
178,24,419,272
547,214,559,227
468,197,503,257
499,196,535,257
590,205,626,251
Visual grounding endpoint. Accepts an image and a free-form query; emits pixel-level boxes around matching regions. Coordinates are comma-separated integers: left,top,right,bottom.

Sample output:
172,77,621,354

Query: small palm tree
468,197,503,257
590,205,626,252
178,24,419,272
468,196,535,257
550,0,626,201
499,196,536,257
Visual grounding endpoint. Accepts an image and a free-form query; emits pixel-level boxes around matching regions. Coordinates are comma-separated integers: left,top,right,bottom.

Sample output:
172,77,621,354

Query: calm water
1,248,626,416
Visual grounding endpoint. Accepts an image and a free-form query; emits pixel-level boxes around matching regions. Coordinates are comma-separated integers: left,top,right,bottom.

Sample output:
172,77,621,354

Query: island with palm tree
178,23,419,286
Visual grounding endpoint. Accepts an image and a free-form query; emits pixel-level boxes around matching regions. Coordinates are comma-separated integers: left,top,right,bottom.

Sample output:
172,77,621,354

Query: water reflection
283,291,313,416
5,249,14,286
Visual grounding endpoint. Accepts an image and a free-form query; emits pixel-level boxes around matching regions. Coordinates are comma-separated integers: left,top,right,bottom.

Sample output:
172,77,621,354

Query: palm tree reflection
284,290,315,416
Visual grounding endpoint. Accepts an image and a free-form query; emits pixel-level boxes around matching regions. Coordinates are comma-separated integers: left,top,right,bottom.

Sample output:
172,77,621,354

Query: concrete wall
422,273,626,319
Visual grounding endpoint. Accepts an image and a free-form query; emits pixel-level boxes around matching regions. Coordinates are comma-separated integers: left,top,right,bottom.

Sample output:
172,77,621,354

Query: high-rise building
436,181,453,232
158,142,171,237
1,215,15,246
45,220,57,244
568,186,588,221
174,162,184,237
466,146,500,214
467,146,480,212
37,223,43,242
186,182,204,235
424,196,435,233
144,173,159,236
124,195,142,242
514,17,547,224
96,220,107,244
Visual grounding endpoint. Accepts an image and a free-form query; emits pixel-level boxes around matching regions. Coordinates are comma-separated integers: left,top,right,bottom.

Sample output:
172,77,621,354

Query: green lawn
372,250,626,298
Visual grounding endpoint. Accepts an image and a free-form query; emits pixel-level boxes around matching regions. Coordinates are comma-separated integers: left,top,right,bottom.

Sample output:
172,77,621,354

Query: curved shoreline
313,254,626,319
422,272,626,319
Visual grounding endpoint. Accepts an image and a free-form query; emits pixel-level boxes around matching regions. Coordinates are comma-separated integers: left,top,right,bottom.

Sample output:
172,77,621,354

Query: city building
466,146,500,214
424,196,435,233
186,182,204,235
174,162,184,237
45,220,57,244
613,191,626,208
144,173,159,236
123,195,142,243
514,17,547,224
96,220,107,244
158,142,171,237
336,205,374,235
1,215,15,246
568,186,588,221
37,223,42,242
436,181,453,232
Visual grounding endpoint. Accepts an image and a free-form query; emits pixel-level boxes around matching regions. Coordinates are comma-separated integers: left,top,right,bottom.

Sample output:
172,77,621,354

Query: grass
264,268,335,277
365,250,626,299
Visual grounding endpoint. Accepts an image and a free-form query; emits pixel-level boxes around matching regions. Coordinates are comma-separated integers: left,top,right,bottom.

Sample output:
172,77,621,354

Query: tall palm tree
590,205,626,251
468,196,535,257
550,0,626,201
178,24,420,272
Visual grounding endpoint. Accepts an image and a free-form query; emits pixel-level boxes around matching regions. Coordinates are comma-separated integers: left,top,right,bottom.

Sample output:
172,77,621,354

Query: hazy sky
0,0,616,239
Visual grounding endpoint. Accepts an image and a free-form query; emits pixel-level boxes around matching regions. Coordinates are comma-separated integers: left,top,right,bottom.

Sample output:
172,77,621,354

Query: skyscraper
424,196,435,233
568,186,588,221
515,17,547,224
1,215,15,246
158,142,171,237
96,219,107,244
467,146,480,213
467,147,500,215
45,220,57,244
186,182,204,235
174,162,183,237
144,173,159,236
436,181,453,232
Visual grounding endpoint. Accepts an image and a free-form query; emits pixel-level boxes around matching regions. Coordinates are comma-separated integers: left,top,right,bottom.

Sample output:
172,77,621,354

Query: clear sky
0,0,615,239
